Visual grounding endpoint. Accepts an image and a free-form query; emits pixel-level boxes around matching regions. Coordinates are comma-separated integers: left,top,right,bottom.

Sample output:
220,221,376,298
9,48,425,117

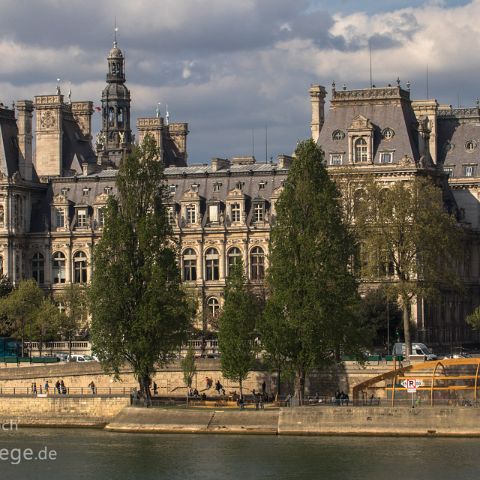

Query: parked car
55,352,69,362
444,347,472,359
69,354,94,362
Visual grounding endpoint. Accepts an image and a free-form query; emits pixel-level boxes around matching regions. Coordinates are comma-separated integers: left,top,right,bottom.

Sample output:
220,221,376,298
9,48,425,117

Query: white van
392,342,437,360
69,354,93,363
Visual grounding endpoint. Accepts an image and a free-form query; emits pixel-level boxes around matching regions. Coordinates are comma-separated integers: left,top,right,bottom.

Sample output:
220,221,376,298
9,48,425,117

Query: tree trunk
402,297,411,358
276,368,281,399
142,374,152,407
294,369,305,406
239,378,243,400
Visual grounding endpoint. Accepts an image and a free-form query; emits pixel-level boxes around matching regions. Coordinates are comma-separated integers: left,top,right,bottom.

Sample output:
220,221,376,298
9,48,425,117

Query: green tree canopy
260,139,367,403
353,175,463,355
0,279,45,356
89,135,193,398
57,284,88,357
218,262,259,398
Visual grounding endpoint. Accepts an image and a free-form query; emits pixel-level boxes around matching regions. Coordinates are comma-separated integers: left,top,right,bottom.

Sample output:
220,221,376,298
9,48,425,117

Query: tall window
73,251,88,284
0,205,4,228
52,252,66,284
182,249,197,281
97,207,105,228
207,297,220,318
205,248,219,281
227,247,242,275
354,138,368,163
77,209,88,228
0,255,3,276
167,206,176,225
253,203,264,222
55,208,65,228
231,203,241,222
186,206,196,224
250,247,265,280
32,253,44,284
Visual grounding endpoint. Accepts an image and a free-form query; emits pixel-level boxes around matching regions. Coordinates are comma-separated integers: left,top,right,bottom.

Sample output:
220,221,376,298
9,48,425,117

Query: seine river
0,428,479,480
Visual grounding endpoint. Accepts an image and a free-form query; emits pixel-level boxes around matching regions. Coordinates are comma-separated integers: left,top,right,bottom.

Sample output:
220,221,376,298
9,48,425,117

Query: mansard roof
318,85,420,165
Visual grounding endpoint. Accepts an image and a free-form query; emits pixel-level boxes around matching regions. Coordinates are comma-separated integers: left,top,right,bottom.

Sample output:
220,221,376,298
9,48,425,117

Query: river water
0,428,479,480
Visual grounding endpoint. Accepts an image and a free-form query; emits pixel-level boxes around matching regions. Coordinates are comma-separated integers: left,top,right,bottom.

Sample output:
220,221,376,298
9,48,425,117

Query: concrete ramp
106,407,278,434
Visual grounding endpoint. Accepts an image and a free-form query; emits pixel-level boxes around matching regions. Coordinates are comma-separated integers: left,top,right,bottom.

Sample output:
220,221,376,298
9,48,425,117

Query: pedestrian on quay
153,382,158,396
60,380,66,395
32,382,37,396
55,380,61,394
88,381,96,395
44,380,49,394
261,381,266,395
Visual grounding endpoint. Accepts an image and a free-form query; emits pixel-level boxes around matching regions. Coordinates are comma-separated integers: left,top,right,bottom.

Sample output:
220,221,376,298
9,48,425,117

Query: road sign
401,379,423,393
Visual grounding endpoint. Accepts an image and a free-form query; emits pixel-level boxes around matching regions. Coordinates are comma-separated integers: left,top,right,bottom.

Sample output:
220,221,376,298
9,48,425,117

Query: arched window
32,253,44,284
354,138,368,163
117,108,124,127
250,247,265,280
0,255,3,276
73,251,88,284
205,248,219,281
182,249,197,281
108,107,115,126
227,247,242,275
52,252,66,284
0,205,4,228
207,297,220,318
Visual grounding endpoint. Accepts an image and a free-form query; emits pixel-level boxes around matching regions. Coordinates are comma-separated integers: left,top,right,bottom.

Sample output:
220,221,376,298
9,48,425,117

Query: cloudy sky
0,0,478,163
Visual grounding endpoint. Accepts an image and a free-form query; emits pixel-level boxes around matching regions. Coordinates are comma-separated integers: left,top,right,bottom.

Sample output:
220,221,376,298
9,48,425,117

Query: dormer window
191,184,199,193
208,204,219,223
253,202,264,223
61,188,69,196
213,183,222,192
186,205,196,224
77,209,88,228
354,138,368,163
236,181,244,190
464,165,475,177
167,206,176,225
82,187,90,196
55,208,65,228
259,181,266,190
169,185,177,195
379,152,393,164
231,203,241,222
332,130,345,141
330,154,343,166
97,207,106,227
104,186,112,195
465,140,477,153
382,128,395,140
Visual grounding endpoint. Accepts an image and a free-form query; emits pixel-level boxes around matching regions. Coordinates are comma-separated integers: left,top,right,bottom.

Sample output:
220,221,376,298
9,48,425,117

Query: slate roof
0,106,19,177
318,86,420,165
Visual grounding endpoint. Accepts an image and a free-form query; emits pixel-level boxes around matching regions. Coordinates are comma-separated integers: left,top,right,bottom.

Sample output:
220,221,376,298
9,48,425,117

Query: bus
0,337,21,358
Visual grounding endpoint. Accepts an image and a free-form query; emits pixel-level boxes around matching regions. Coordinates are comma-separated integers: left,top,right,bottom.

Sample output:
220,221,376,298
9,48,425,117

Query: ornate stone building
0,41,478,346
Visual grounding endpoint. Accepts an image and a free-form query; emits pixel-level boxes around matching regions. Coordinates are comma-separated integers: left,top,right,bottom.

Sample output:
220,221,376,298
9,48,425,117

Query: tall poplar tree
261,139,366,403
218,262,259,398
353,176,463,356
89,135,192,399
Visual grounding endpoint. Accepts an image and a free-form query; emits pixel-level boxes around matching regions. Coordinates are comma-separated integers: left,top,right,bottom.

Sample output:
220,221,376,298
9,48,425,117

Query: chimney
309,85,327,142
71,101,94,140
211,158,230,172
16,100,34,181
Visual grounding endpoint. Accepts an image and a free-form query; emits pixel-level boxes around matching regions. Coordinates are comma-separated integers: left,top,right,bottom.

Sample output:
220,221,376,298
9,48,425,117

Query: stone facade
0,41,479,347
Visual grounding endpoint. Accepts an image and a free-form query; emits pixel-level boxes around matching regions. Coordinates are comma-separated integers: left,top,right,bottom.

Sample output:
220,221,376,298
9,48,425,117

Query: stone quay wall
0,396,130,427
107,405,480,437
0,360,396,397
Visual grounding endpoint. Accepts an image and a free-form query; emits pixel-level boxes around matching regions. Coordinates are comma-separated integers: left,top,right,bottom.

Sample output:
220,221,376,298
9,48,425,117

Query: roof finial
56,78,61,95
396,77,401,86
332,80,336,92
114,17,118,48
406,80,411,91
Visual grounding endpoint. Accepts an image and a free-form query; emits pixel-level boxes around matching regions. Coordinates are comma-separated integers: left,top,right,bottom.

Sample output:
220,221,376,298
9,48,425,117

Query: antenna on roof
114,17,118,47
426,64,429,99
369,38,373,88
56,78,61,95
265,125,268,164
252,128,255,157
